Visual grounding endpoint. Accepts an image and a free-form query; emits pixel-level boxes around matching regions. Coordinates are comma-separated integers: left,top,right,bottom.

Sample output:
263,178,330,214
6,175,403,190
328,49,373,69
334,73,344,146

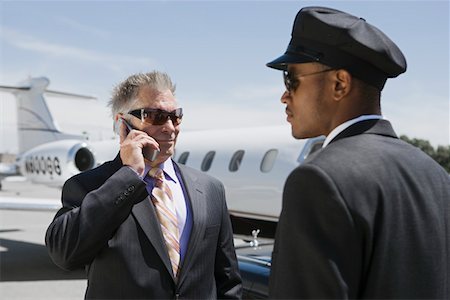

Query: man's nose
161,117,176,132
280,90,290,104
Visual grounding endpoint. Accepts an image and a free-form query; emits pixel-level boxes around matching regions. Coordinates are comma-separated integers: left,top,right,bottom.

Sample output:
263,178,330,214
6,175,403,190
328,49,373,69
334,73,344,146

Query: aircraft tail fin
0,77,96,153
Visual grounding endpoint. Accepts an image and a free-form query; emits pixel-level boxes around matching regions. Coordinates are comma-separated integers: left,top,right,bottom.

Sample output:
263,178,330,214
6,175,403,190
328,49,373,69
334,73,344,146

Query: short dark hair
355,77,381,112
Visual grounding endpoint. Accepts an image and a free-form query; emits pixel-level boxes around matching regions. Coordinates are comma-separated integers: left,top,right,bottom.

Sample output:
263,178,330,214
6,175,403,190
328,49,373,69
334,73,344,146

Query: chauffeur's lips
285,108,293,123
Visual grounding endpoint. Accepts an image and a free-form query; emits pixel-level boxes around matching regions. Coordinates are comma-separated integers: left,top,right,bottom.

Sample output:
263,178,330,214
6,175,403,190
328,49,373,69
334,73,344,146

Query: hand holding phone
119,118,160,175
120,118,160,162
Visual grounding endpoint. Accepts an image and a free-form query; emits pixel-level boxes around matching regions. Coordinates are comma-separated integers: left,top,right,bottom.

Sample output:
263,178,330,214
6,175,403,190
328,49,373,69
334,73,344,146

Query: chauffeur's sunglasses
128,108,183,125
283,68,335,92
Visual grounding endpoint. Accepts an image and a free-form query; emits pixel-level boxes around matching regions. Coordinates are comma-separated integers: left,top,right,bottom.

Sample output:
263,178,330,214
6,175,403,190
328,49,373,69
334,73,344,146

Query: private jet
0,77,324,235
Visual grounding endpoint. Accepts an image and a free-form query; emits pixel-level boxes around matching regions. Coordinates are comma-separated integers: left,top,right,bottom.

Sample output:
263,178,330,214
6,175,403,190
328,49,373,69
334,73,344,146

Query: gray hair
108,71,176,118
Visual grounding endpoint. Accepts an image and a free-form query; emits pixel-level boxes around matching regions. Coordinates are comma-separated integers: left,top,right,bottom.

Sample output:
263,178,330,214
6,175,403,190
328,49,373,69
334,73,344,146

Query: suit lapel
131,162,209,285
131,193,175,280
110,152,175,280
174,164,207,287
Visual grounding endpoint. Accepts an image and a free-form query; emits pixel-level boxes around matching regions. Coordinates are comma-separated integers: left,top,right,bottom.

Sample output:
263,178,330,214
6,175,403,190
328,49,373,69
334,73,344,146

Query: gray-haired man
46,71,242,299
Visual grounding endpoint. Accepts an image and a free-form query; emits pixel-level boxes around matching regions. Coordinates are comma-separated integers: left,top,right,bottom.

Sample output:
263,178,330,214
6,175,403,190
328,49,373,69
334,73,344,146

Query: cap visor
266,53,318,70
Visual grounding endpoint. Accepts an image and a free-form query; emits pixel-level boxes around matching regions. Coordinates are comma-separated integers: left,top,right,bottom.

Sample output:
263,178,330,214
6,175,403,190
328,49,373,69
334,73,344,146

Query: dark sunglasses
283,68,335,92
128,108,183,125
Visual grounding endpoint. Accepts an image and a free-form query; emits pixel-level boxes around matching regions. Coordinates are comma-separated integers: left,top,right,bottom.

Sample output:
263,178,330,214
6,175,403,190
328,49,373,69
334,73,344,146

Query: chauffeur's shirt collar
322,114,383,148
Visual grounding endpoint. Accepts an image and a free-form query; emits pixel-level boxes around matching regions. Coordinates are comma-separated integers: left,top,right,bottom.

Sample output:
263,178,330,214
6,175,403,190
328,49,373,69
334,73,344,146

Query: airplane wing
0,85,30,92
0,81,96,100
0,163,18,176
0,197,61,211
44,89,97,100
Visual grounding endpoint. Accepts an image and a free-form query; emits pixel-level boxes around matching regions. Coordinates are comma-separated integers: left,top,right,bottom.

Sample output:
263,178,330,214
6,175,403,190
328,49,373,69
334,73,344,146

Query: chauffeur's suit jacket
46,155,242,299
269,119,450,299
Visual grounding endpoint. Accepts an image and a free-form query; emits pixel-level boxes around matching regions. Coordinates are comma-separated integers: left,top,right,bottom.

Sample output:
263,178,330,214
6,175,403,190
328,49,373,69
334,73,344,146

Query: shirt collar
322,115,383,148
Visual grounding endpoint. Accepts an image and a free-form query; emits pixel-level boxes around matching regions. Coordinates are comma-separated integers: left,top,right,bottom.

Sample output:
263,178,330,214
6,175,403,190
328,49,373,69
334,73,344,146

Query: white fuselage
2,77,324,223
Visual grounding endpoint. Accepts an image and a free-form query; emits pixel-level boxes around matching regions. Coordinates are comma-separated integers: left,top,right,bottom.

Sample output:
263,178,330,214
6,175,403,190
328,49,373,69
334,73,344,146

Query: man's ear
113,113,123,134
333,69,352,101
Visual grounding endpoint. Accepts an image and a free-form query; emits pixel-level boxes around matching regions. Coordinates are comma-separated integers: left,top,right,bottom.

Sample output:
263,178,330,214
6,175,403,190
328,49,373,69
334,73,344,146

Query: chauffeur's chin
287,117,305,140
290,121,321,140
286,114,301,139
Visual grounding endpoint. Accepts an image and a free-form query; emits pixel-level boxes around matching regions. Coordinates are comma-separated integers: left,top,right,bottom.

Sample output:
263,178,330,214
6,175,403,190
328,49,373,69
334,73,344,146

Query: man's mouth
157,139,175,143
285,108,293,122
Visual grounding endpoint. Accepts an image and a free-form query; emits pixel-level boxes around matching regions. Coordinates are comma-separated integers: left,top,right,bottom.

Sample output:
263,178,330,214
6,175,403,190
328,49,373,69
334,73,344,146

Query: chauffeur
267,6,450,299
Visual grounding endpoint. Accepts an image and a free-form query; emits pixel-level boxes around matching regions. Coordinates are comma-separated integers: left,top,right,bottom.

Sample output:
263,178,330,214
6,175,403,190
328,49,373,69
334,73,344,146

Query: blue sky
1,0,449,153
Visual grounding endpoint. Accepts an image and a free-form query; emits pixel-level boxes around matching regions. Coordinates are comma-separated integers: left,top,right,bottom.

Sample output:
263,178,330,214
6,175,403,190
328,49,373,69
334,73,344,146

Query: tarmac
0,177,256,299
0,178,86,299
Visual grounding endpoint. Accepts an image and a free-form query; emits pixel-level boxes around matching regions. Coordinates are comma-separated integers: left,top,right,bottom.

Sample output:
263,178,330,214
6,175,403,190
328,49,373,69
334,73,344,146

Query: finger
122,134,157,151
134,135,160,151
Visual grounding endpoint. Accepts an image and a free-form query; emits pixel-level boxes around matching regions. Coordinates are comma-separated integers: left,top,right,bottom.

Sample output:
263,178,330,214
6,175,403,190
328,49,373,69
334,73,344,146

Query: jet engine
17,139,95,187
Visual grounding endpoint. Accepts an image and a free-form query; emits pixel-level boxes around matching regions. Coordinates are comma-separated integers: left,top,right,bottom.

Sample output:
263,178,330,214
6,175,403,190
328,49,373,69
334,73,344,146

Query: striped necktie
148,167,180,278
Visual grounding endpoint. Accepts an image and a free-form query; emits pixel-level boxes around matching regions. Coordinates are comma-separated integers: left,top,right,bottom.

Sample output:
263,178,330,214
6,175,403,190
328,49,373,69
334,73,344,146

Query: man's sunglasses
283,68,335,92
128,108,183,125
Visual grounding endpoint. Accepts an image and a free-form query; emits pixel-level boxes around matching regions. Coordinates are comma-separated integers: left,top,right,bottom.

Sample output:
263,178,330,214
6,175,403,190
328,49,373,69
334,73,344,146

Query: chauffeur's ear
333,69,352,101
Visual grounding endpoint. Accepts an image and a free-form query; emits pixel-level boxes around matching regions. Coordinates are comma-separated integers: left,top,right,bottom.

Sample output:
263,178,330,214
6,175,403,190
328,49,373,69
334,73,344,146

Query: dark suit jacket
46,155,242,299
269,119,450,299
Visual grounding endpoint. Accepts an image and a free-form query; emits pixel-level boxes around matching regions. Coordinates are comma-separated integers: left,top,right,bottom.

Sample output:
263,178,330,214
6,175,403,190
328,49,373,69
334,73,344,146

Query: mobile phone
120,118,159,162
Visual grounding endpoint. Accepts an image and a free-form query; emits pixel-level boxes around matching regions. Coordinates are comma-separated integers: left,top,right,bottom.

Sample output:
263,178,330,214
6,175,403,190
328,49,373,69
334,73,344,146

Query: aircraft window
178,152,190,165
229,150,245,172
260,149,278,173
201,151,216,172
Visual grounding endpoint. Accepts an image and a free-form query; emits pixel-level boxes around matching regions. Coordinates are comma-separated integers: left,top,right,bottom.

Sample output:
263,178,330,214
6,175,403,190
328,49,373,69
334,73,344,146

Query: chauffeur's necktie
148,167,180,278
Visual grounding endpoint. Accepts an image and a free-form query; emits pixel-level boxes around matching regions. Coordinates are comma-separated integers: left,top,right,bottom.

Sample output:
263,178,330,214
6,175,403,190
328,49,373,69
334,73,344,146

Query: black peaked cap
267,6,407,90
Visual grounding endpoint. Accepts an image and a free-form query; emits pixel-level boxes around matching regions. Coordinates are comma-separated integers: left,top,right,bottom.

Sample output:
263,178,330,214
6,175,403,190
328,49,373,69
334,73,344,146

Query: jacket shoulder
63,158,120,194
